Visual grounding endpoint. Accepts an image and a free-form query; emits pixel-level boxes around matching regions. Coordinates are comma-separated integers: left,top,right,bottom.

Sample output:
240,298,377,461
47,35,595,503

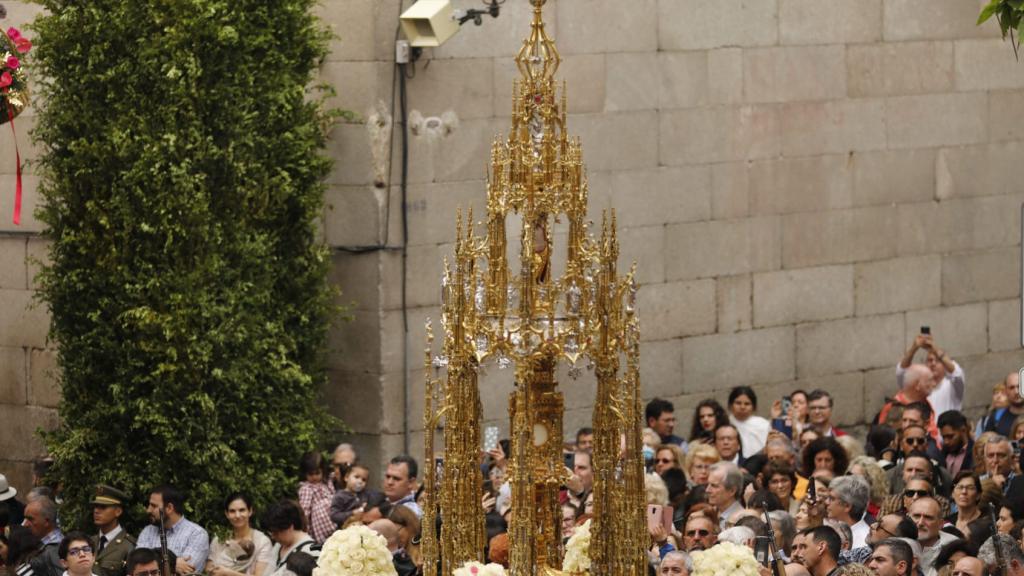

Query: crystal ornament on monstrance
419,2,647,576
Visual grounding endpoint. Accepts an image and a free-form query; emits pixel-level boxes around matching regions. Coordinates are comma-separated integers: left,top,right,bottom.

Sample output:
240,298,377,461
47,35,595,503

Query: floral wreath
562,518,592,573
0,24,29,120
453,561,507,576
0,19,29,225
314,525,397,576
691,541,761,576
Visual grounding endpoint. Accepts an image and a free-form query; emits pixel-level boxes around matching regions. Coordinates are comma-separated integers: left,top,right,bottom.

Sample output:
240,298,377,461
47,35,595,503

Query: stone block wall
6,0,1024,492
320,0,1024,469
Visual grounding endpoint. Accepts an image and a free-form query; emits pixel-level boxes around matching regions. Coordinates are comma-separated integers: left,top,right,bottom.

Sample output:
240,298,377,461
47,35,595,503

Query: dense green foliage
980,0,1024,54
33,0,343,530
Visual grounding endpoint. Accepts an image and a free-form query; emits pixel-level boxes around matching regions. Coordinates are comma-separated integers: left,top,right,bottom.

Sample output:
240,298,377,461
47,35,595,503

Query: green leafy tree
32,0,343,530
979,0,1024,55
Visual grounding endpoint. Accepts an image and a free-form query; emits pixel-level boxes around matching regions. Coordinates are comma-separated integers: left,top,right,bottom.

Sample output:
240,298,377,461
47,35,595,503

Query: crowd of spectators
2,331,1024,576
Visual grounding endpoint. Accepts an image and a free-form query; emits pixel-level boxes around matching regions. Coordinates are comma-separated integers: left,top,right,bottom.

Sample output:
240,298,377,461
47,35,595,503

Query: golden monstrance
420,2,647,575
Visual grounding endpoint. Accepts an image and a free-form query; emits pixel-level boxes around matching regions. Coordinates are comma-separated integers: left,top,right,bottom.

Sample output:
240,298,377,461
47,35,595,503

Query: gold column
421,2,647,575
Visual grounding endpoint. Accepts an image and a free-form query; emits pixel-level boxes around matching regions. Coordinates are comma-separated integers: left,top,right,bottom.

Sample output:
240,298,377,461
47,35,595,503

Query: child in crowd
329,464,373,528
297,452,334,544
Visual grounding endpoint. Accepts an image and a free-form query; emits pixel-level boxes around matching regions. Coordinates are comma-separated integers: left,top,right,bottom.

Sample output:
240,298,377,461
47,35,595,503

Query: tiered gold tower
420,2,646,575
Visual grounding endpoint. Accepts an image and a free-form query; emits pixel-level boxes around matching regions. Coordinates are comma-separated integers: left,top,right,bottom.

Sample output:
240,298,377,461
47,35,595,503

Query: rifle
763,509,787,576
990,508,1006,576
158,508,173,576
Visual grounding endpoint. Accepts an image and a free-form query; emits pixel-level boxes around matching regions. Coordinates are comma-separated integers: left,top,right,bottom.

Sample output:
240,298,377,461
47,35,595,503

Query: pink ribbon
6,99,20,225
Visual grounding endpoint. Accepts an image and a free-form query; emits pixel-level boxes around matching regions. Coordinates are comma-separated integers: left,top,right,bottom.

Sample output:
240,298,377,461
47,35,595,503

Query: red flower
0,72,14,88
6,27,19,41
14,38,30,54
6,56,18,70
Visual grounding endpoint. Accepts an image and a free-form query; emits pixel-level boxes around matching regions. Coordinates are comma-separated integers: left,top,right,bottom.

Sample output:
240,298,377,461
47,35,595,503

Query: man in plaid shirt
136,485,209,575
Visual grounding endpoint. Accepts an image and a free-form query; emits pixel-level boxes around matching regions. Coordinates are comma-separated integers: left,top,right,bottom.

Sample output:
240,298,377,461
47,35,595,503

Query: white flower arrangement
691,542,760,576
313,524,397,576
561,518,592,573
453,561,507,576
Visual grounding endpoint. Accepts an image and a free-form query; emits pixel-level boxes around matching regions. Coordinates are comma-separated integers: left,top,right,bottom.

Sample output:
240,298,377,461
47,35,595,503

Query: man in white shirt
897,333,965,418
825,476,870,549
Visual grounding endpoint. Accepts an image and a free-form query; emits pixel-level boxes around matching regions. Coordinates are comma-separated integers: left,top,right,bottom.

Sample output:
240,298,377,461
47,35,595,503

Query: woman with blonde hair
653,444,685,476
1010,415,1024,442
643,473,679,557
848,456,888,518
974,431,999,475
836,436,863,462
645,473,669,506
684,444,720,486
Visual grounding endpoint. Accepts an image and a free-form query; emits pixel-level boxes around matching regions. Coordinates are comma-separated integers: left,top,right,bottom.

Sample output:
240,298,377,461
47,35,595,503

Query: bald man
785,564,811,576
878,364,937,439
897,332,964,418
367,519,400,552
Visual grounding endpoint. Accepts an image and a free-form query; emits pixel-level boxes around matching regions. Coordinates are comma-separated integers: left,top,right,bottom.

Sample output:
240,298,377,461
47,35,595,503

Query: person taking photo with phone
896,329,965,419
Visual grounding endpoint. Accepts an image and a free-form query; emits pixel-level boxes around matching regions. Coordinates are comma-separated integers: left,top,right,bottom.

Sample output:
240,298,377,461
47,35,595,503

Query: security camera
400,0,459,47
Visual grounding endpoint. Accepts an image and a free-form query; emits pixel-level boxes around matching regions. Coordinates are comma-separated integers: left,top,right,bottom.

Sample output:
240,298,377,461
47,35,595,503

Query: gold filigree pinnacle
423,3,645,576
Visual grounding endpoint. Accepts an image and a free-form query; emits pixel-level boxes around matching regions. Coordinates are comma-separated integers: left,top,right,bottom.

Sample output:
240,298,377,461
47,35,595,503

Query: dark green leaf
980,0,1002,24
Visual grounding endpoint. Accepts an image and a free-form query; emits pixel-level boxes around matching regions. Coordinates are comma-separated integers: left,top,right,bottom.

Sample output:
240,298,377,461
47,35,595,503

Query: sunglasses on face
904,489,930,498
871,522,896,537
656,458,674,464
905,437,927,446
686,529,710,537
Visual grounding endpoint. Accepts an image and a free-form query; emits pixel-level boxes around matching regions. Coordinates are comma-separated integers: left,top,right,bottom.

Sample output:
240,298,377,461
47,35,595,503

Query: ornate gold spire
423,3,645,575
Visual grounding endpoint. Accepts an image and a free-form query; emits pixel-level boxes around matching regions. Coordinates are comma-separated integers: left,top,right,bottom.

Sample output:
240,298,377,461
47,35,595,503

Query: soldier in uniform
92,485,136,576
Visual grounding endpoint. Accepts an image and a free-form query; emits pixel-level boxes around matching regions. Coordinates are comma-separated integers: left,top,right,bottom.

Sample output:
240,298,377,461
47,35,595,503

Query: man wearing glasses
680,515,716,552
881,470,950,518
885,441,951,497
840,514,917,565
806,390,846,438
58,532,99,576
900,403,942,455
980,435,1024,503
